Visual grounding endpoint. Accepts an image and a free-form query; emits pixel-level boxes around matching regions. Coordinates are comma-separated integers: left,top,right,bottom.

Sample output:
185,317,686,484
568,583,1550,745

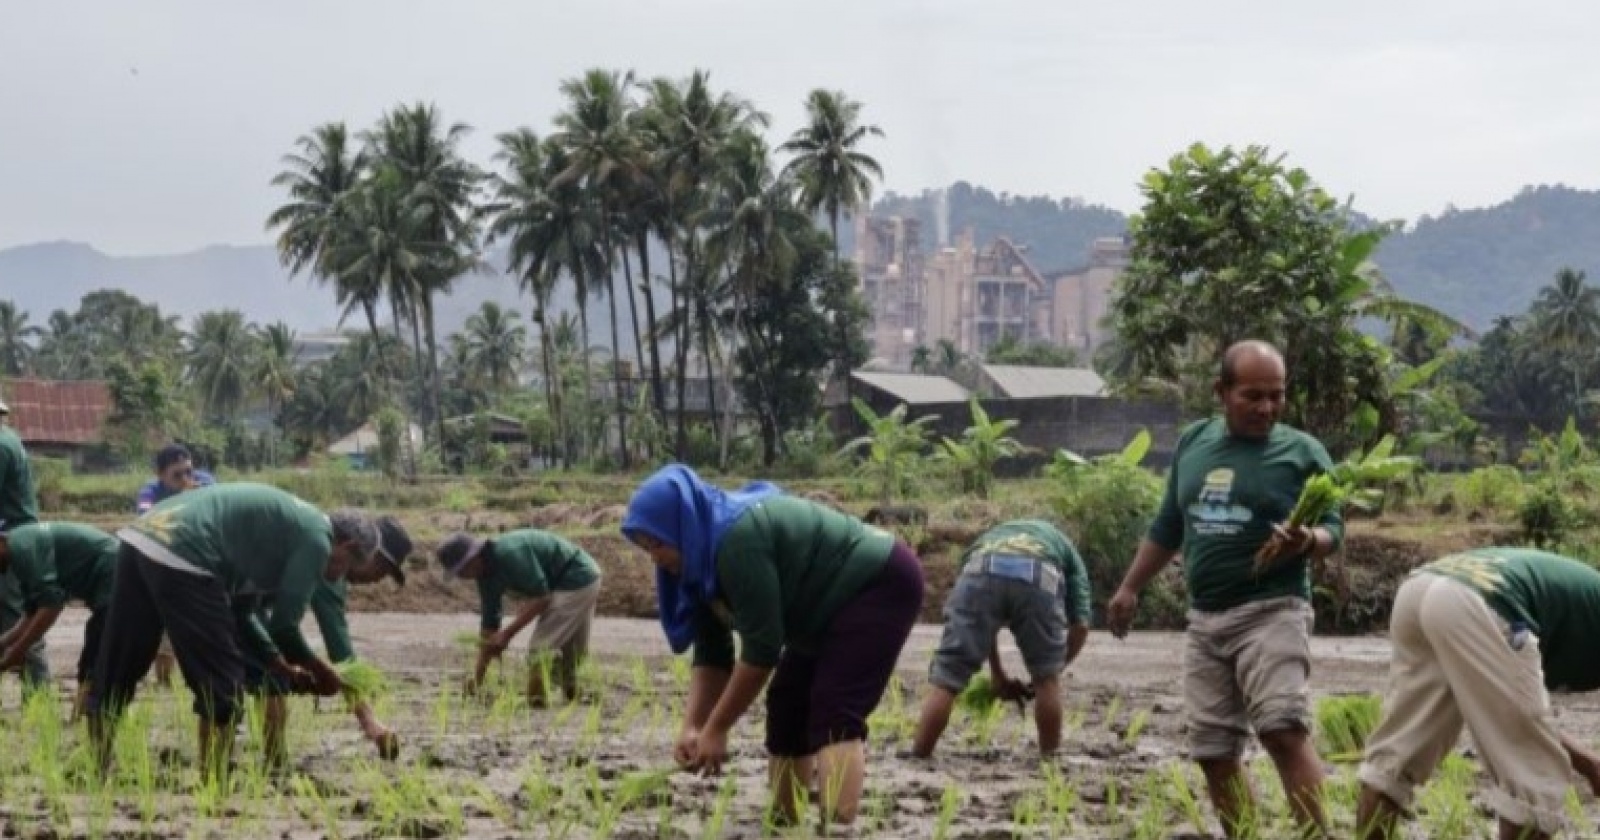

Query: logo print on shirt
134,505,185,545
1188,469,1254,535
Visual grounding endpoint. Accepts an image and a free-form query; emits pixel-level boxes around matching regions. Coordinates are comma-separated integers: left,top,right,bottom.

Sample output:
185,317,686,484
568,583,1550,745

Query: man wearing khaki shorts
436,528,602,706
1107,341,1344,839
1356,548,1600,840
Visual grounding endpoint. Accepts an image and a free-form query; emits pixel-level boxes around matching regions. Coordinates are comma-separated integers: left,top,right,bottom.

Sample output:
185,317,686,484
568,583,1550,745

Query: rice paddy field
7,611,1600,839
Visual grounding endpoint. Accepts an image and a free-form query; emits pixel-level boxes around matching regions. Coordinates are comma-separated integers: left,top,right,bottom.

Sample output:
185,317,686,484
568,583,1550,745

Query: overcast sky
3,1,1597,255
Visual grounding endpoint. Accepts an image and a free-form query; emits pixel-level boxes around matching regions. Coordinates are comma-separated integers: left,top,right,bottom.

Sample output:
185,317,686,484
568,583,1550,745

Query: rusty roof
1,378,112,446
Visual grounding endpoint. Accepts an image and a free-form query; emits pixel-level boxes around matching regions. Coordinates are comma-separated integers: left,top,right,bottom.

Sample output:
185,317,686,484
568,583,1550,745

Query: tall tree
0,301,40,376
778,89,885,264
462,302,528,394
365,103,483,449
554,69,643,467
1530,267,1600,416
186,310,260,421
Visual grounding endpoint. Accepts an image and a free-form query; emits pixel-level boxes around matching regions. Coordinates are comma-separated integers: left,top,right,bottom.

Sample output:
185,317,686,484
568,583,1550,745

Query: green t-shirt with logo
1420,547,1600,692
1148,417,1345,612
961,519,1092,624
0,428,38,529
477,529,601,632
5,522,118,611
121,483,332,663
693,496,897,669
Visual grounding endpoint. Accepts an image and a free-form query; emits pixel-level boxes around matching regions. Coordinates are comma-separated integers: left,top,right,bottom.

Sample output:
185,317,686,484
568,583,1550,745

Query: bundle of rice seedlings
1255,473,1348,573
1316,693,1382,762
337,660,390,704
958,674,1000,713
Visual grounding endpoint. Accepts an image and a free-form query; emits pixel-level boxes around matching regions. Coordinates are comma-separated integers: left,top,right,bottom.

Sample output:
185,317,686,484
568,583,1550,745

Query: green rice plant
1566,787,1594,836
1165,762,1208,835
1416,753,1484,838
1102,694,1123,730
1123,707,1150,747
1315,693,1383,761
337,660,390,704
1012,789,1044,837
1130,770,1170,840
1041,764,1078,833
932,783,963,840
699,774,739,840
864,790,896,834
958,673,1001,712
291,774,346,840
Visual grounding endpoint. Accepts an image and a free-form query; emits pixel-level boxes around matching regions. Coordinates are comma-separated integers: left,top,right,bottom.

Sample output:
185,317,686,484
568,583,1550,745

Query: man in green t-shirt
0,419,48,688
86,483,383,779
1356,548,1600,840
912,520,1092,758
1106,341,1344,839
435,528,602,706
0,521,118,712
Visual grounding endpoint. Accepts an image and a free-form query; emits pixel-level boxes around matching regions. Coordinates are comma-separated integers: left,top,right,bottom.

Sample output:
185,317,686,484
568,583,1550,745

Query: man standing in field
1107,340,1343,838
911,519,1092,758
1356,548,1600,840
435,527,602,706
0,521,119,715
0,398,49,689
87,483,380,779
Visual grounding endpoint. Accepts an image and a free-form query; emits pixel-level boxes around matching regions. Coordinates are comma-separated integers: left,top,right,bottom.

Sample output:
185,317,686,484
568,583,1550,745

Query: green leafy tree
462,302,528,395
1530,267,1600,417
186,310,260,421
935,397,1028,499
104,359,194,462
984,334,1081,368
1108,144,1460,451
839,398,937,509
0,300,40,376
266,122,375,334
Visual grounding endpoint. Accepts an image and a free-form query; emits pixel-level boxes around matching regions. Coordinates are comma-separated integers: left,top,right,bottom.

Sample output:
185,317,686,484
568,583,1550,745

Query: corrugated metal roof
2,378,113,446
852,371,970,405
981,365,1106,398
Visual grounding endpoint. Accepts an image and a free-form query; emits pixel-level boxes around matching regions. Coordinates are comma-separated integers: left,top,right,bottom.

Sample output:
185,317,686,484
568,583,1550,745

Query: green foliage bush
28,457,70,511
1049,458,1185,626
1518,481,1578,548
1451,465,1526,514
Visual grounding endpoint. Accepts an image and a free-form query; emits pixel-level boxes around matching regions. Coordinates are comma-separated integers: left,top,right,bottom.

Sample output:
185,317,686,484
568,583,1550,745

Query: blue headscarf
621,464,780,653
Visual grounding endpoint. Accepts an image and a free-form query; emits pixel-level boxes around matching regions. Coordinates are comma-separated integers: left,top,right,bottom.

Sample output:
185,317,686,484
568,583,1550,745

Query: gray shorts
1184,596,1314,760
928,564,1067,692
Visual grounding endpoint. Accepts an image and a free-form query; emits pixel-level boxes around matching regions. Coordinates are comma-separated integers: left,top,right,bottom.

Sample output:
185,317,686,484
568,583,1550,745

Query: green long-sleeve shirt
693,496,895,669
475,529,601,632
0,428,38,530
120,483,332,663
5,521,118,612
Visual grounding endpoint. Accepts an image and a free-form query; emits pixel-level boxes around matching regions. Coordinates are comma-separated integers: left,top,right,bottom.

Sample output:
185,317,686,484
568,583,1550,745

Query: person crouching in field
435,527,602,706
87,483,381,780
0,521,118,717
912,519,1091,758
622,464,924,829
1356,548,1600,840
241,515,414,768
135,444,214,688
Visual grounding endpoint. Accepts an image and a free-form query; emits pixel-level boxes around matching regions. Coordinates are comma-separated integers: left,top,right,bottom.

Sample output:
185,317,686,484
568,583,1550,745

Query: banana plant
838,398,939,509
935,397,1029,499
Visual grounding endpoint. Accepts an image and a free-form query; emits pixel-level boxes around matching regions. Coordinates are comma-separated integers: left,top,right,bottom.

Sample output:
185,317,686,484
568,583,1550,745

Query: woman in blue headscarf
623,464,924,828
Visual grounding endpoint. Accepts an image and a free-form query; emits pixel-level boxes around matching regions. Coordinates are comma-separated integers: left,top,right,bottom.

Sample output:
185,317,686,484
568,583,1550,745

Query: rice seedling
1416,753,1484,838
1164,762,1208,834
1102,693,1123,730
932,783,963,840
1123,707,1150,748
291,774,346,840
1315,693,1382,761
1130,769,1170,840
699,774,739,840
337,659,390,704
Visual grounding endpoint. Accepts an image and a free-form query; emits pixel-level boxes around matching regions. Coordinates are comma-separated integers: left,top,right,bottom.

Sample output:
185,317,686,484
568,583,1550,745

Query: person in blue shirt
135,444,216,514
134,443,215,687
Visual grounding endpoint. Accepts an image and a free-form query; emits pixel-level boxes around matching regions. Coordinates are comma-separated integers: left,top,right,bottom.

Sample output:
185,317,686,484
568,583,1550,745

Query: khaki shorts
1358,574,1568,835
1184,596,1314,760
526,580,601,674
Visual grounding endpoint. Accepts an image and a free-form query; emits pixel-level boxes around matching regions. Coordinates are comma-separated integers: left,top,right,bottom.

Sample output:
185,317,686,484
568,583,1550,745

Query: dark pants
0,568,49,687
766,542,925,756
77,607,107,682
89,544,247,725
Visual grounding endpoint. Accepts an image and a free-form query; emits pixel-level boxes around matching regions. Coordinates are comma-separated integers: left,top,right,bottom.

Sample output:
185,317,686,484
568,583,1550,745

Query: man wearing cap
244,514,413,767
912,519,1093,759
135,444,213,687
0,404,48,689
437,528,602,706
87,482,382,779
0,521,118,715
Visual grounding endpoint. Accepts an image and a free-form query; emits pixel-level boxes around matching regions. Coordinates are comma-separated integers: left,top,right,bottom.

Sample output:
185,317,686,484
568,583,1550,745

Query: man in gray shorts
1107,341,1343,839
912,519,1091,758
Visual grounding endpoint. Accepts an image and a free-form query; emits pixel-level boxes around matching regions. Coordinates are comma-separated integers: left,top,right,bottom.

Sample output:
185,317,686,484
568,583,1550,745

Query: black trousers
89,543,247,725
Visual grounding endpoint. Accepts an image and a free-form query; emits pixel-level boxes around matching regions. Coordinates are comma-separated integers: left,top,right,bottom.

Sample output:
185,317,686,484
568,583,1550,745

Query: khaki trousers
1358,573,1569,834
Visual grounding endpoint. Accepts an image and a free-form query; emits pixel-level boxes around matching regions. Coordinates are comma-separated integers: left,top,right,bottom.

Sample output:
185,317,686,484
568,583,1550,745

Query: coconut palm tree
186,310,260,420
364,102,483,447
463,302,527,395
1531,267,1600,415
0,301,40,376
255,322,299,414
553,69,644,466
778,89,884,265
266,123,375,333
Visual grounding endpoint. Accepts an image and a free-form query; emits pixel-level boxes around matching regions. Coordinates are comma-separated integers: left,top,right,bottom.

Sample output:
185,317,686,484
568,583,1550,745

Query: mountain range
4,182,1599,336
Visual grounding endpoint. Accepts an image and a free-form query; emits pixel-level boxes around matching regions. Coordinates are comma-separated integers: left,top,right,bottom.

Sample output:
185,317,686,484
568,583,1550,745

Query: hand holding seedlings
686,726,730,776
1254,473,1344,573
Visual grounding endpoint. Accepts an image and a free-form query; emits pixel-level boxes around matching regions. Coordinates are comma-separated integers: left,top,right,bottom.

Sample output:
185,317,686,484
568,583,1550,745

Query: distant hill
6,183,1600,337
857,182,1600,330
0,241,615,340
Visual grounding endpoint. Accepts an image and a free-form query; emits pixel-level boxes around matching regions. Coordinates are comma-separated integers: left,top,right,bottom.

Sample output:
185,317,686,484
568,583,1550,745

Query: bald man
1107,340,1344,838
